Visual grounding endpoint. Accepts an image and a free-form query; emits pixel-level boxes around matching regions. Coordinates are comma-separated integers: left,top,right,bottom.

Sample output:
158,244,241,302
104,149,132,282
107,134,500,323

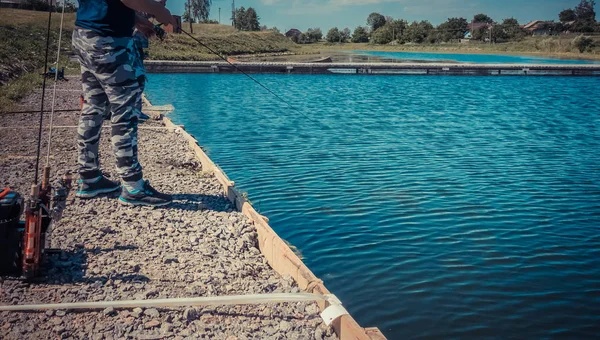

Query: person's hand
135,14,155,37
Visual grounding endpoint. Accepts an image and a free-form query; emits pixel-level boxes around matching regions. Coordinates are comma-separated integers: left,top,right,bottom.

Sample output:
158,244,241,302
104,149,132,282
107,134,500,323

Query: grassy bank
0,9,77,112
295,35,600,61
147,24,295,61
0,9,294,110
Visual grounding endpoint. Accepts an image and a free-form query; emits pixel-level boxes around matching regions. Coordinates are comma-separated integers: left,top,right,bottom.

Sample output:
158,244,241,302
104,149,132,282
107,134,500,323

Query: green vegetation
293,28,323,44
325,27,350,43
147,24,295,60
286,0,599,57
0,9,77,112
233,7,260,31
351,26,369,43
183,0,211,23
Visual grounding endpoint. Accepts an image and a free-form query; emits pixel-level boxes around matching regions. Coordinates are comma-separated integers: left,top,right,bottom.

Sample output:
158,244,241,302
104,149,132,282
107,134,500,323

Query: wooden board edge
158,115,386,340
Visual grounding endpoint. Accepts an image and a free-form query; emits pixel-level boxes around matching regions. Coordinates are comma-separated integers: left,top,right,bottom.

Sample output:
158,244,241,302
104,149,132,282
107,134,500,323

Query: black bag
0,188,24,275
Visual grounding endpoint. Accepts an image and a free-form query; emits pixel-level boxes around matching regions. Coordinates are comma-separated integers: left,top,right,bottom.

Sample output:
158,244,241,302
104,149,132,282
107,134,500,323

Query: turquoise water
357,50,600,64
146,74,600,338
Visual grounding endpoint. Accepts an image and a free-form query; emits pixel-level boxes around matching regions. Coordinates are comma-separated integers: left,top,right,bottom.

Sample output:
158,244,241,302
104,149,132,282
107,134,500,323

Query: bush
572,35,595,53
351,26,369,43
326,27,341,43
370,26,393,44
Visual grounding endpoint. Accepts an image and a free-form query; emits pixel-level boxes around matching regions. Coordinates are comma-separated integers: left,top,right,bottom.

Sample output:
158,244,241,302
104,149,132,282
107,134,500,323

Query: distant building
523,20,553,35
285,29,302,40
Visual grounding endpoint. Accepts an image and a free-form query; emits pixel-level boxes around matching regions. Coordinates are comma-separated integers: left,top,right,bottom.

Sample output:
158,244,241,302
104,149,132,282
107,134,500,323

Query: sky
165,0,586,31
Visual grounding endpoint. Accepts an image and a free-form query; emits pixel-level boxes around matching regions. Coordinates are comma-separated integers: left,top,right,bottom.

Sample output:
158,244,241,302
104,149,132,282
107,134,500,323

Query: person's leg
93,36,171,206
73,28,121,198
77,64,107,181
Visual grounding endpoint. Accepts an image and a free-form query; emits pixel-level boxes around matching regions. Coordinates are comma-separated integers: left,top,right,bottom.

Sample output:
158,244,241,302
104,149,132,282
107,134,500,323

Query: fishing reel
154,24,166,41
0,170,72,279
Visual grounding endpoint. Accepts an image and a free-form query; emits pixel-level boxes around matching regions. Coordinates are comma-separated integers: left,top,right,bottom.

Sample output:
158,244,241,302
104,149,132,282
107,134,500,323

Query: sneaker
76,176,121,198
118,180,172,207
139,112,151,122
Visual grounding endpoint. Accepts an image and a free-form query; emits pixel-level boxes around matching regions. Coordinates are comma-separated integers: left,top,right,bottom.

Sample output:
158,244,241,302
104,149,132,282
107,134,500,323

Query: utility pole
231,0,235,27
188,0,193,33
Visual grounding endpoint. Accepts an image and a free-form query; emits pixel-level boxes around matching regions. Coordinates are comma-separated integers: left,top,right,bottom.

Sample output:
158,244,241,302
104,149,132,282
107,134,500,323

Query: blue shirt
75,0,136,37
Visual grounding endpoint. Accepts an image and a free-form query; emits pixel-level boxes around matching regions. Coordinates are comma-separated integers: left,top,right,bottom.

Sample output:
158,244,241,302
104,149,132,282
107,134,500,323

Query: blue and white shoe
119,180,172,207
139,112,151,122
76,176,121,198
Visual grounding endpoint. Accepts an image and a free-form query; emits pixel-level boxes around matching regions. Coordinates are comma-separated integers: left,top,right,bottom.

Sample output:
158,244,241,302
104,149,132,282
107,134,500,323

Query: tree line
292,0,598,45
183,0,262,32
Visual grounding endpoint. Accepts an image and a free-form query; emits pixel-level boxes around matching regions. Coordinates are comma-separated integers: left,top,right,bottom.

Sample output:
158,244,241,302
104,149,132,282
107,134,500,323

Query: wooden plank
159,114,386,340
365,328,387,340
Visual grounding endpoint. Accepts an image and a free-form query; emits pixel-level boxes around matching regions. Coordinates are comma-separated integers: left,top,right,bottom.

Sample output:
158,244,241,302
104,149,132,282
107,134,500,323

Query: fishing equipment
154,23,166,41
0,1,72,280
43,67,67,81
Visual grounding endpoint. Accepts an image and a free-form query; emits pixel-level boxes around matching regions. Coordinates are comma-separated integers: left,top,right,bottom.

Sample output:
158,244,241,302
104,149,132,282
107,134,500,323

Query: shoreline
0,79,381,339
333,46,600,61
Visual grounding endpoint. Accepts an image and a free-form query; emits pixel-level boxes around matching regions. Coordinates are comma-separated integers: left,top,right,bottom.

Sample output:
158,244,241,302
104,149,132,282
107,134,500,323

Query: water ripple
147,74,600,339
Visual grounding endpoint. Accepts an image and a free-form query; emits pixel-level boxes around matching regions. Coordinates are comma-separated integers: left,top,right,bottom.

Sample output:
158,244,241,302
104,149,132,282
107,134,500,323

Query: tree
245,7,260,31
371,26,394,44
234,7,246,30
559,8,577,22
403,21,434,43
386,19,408,41
473,13,494,23
341,28,351,43
493,18,526,42
234,7,260,31
437,17,468,42
306,28,323,42
326,27,342,43
575,0,596,21
187,0,212,23
571,0,597,32
183,2,195,23
351,26,369,43
367,13,387,31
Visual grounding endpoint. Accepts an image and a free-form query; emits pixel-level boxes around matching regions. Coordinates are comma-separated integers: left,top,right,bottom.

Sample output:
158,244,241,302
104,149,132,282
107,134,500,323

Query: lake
355,50,600,64
146,74,600,339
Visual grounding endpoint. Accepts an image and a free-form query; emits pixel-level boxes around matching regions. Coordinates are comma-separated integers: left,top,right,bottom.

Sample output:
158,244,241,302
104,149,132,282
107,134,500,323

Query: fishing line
180,29,325,127
1,109,81,114
45,0,67,166
33,6,54,185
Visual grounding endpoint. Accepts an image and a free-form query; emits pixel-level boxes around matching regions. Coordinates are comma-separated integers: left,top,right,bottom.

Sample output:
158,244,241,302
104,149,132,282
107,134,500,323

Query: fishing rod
1,2,72,280
180,29,323,126
45,0,67,167
34,5,54,185
1,108,81,114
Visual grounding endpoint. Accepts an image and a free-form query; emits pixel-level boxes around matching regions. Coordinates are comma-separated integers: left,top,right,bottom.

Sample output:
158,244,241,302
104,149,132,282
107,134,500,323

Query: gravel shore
0,80,335,339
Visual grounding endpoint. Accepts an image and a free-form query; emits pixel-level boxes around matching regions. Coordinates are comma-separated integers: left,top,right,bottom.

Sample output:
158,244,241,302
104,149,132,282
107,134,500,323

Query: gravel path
0,80,335,339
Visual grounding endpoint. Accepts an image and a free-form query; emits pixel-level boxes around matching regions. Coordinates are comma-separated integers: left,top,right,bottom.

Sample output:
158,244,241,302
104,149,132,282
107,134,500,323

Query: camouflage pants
72,28,146,184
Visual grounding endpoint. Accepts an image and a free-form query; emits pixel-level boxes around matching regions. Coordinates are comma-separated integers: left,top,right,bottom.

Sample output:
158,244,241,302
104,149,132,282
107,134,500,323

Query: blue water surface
146,74,600,339
357,50,600,64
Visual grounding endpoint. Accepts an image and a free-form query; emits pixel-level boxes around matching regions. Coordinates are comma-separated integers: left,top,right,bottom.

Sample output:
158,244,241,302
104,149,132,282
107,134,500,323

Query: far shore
292,42,600,62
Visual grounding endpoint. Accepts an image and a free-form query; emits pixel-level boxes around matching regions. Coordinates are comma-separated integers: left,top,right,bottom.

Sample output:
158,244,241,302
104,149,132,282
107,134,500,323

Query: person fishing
73,0,174,206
